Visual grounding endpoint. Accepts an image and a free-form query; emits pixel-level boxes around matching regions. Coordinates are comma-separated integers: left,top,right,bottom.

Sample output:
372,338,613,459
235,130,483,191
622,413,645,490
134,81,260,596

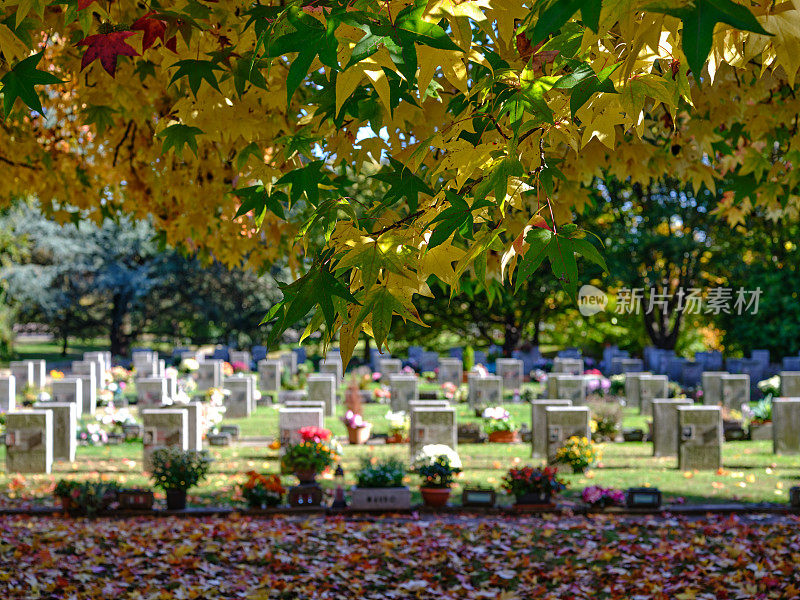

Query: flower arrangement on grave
421,371,437,382
204,387,228,404
49,369,64,380
97,388,114,407
221,361,234,377
343,382,372,444
581,486,625,509
757,375,781,401
589,402,623,442
586,374,611,397
150,447,213,510
76,422,109,446
231,361,248,374
609,374,626,396
385,410,409,443
555,436,601,473
502,466,566,504
54,479,121,516
441,382,457,400
239,471,286,508
179,358,200,374
96,406,137,435
744,397,772,426
355,457,406,489
482,406,517,442
373,386,390,402
110,366,134,384
414,452,461,507
471,364,489,377
179,376,198,395
281,437,339,484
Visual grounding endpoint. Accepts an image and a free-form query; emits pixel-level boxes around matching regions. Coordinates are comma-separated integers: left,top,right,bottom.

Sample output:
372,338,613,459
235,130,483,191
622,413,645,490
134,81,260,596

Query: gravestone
473,350,488,367
419,351,440,372
696,351,724,371
76,375,97,416
252,346,268,362
141,409,189,472
5,411,53,473
681,362,703,387
280,352,298,376
279,390,307,403
408,400,451,409
224,377,254,419
80,354,107,389
319,358,343,383
496,358,524,390
152,402,204,452
196,360,224,391
639,375,668,416
531,399,572,459
284,400,325,411
26,360,47,389
278,407,324,447
71,361,97,393
0,376,15,412
136,377,168,407
624,372,652,410
307,374,336,417
677,406,722,470
620,358,644,373
50,378,82,418
701,371,728,405
773,398,800,455
545,406,591,463
652,399,693,457
721,374,750,409
258,359,282,393
389,374,419,412
133,352,158,377
229,351,252,369
33,402,76,462
409,406,457,462
378,358,402,382
9,361,34,389
553,375,586,406
780,372,800,397
552,357,583,375
782,356,800,371
438,358,463,386
665,357,687,384
470,375,502,407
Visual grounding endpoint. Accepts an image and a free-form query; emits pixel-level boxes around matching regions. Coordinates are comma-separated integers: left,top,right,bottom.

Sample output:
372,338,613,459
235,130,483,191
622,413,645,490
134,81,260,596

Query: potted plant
54,480,81,512
746,398,773,440
342,410,372,444
281,427,338,484
350,457,411,510
581,485,625,511
502,466,566,506
482,406,518,443
757,375,781,401
150,447,213,510
54,480,121,516
413,445,462,508
240,471,286,509
555,435,601,474
385,410,409,443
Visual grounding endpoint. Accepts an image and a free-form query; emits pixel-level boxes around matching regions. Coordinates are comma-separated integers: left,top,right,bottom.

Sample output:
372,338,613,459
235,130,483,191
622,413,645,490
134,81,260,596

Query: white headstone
196,360,224,391
278,407,324,447
551,375,587,406
224,377,254,419
438,358,462,386
378,358,402,382
0,376,15,412
141,409,189,472
307,374,336,417
33,402,76,462
624,371,652,410
389,374,419,412
652,398,693,457
153,402,203,452
496,358,524,390
773,398,800,455
319,358,343,383
701,371,729,406
470,375,502,407
76,375,97,416
28,360,46,389
50,378,82,418
9,361,34,388
781,372,800,397
545,406,591,463
639,375,668,415
409,406,457,462
552,357,584,375
5,410,53,473
136,377,168,407
229,351,252,369
280,352,298,376
258,359,282,394
721,374,750,409
531,399,572,459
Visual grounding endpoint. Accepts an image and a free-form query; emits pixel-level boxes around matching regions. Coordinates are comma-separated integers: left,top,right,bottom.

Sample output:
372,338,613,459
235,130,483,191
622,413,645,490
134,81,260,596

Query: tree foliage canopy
1,0,799,364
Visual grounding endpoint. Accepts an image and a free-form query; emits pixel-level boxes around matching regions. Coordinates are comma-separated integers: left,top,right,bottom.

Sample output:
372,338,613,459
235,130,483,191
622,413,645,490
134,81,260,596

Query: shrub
355,458,406,488
150,447,212,491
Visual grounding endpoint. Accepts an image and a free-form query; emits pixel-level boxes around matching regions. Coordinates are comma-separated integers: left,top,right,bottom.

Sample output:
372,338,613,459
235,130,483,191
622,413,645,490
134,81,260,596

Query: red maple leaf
78,0,101,10
131,12,177,52
78,31,139,77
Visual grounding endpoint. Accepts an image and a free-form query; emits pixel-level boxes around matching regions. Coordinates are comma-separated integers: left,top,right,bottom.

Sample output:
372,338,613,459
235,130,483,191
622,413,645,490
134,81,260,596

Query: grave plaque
278,407,324,447
141,409,188,471
780,372,800,397
471,375,502,407
409,406,457,462
0,376,15,412
224,377,254,419
624,372,652,410
545,407,590,463
496,358,524,390
50,378,82,418
76,375,97,416
721,374,750,409
639,375,668,416
5,411,53,473
438,358,463,386
319,358,343,383
307,374,336,417
773,398,800,455
701,371,729,406
408,400,451,409
258,360,282,393
677,406,722,470
531,399,572,459
33,402,76,462
554,375,587,406
389,374,419,412
196,360,224,391
552,357,584,375
136,377,168,407
378,358,402,382
652,399,693,457
9,361,33,389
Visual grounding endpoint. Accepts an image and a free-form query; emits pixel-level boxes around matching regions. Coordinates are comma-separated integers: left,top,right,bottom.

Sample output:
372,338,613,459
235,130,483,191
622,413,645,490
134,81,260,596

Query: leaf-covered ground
0,514,798,599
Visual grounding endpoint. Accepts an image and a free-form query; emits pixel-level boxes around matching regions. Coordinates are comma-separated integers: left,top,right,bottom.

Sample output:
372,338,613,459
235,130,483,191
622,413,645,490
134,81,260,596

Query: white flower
180,358,200,372
414,444,462,469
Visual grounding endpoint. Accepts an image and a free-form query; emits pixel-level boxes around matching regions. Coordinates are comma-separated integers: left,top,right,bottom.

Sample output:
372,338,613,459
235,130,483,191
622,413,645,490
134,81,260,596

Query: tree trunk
109,293,133,356
61,334,69,356
363,334,371,363
503,321,520,357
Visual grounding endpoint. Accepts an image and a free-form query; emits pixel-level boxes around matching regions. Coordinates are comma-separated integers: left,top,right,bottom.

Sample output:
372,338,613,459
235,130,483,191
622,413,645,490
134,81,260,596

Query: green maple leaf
157,124,204,157
554,61,620,117
530,0,603,44
275,160,328,206
372,158,433,212
232,185,286,221
169,59,224,96
1,53,62,117
648,0,771,79
82,104,116,136
427,191,492,250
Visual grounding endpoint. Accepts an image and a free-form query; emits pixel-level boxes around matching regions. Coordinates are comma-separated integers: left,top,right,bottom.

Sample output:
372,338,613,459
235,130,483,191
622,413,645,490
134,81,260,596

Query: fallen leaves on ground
0,514,798,598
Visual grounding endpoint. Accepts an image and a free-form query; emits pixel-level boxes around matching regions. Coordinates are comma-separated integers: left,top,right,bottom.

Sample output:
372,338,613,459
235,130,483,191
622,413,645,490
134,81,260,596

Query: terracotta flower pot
294,468,318,484
386,433,407,444
420,487,451,508
488,430,517,443
347,424,372,445
165,489,187,510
